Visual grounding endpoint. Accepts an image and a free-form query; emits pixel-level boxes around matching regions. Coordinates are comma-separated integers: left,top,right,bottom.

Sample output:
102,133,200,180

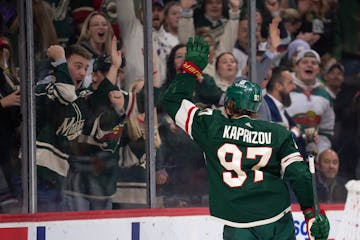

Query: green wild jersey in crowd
163,73,314,228
35,62,86,187
35,61,121,194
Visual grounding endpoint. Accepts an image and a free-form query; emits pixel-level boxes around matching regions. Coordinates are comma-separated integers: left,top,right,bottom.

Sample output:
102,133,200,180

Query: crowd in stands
0,0,359,213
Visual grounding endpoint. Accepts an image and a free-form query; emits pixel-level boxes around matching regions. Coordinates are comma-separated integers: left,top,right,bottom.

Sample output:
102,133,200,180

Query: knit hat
287,39,310,61
152,0,164,8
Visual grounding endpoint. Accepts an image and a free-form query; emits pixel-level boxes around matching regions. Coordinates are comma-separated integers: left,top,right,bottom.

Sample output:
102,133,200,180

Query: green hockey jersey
35,62,85,188
163,74,314,228
35,61,120,192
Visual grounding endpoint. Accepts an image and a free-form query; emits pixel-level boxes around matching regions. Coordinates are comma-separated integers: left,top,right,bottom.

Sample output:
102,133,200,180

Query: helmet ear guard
225,80,262,113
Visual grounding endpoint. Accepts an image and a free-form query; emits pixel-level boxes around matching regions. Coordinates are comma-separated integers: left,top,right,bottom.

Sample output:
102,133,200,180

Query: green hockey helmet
225,79,262,112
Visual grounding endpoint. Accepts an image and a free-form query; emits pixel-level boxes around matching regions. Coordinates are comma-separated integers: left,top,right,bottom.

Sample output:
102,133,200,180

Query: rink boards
0,204,343,240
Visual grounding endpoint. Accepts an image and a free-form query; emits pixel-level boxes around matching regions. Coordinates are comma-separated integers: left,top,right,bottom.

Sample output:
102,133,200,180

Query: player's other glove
180,36,209,79
303,207,330,240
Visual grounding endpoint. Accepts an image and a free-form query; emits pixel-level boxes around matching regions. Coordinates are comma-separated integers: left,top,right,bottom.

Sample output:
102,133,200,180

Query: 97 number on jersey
217,143,272,187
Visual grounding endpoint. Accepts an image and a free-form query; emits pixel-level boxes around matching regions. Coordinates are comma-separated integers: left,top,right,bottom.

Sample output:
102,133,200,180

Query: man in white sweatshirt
286,49,335,156
116,0,166,90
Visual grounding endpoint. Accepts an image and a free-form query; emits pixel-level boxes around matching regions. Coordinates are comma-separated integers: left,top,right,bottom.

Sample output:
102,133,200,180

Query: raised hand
184,36,209,70
106,36,122,86
297,32,320,46
180,0,196,10
268,16,281,52
229,0,243,11
180,36,209,80
46,45,65,61
265,0,280,16
111,36,122,69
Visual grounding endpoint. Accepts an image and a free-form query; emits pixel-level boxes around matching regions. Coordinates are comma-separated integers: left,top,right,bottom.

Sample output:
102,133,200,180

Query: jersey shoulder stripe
175,99,199,138
280,152,303,177
185,105,197,135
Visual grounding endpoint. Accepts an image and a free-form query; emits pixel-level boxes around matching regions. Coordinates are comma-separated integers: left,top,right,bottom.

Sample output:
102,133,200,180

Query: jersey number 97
217,143,272,187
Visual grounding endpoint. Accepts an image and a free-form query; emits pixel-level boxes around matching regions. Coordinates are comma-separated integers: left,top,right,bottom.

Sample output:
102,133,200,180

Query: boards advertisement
0,205,343,240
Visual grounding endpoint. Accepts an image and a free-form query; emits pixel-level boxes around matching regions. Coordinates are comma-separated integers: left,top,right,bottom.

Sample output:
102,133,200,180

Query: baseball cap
295,49,321,64
287,39,310,61
93,55,112,73
152,0,164,8
323,60,344,75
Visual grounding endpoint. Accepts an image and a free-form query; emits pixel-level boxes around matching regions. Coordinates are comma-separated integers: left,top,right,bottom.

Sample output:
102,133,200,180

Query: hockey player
163,36,330,240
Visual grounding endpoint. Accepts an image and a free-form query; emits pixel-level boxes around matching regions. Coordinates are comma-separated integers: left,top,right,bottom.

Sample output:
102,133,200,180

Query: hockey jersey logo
56,116,85,141
292,110,321,128
99,124,124,142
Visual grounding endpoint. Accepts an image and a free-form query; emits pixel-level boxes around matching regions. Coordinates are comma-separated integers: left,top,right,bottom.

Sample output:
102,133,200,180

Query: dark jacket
264,94,306,157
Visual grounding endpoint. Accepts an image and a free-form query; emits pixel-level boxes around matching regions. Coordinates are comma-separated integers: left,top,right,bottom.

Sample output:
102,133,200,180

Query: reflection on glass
0,36,23,214
155,115,208,208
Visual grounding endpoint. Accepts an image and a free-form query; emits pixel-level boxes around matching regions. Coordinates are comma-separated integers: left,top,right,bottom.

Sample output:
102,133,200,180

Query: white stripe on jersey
214,206,291,228
36,141,70,177
53,83,77,104
280,152,303,177
125,91,136,117
36,141,69,159
175,99,198,139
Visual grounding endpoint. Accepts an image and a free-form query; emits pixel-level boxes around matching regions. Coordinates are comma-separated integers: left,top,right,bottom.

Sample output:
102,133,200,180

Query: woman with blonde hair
77,11,114,87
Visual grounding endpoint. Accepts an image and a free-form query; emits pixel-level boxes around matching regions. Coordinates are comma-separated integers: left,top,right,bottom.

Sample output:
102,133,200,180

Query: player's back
190,108,301,227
